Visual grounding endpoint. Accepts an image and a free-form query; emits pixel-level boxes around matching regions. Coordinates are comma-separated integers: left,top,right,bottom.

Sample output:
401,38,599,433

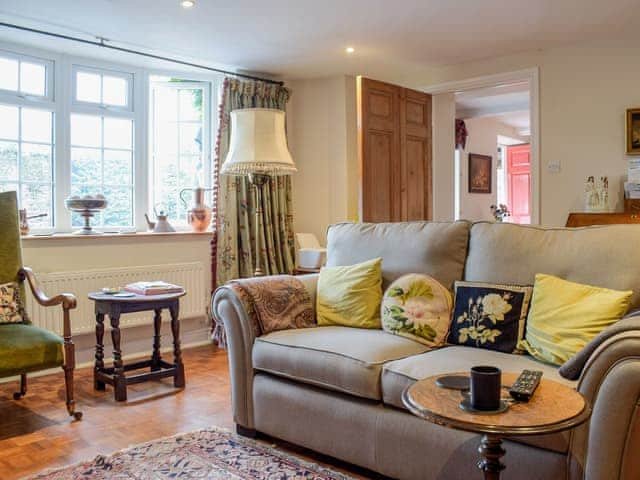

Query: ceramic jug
180,187,213,232
146,206,176,233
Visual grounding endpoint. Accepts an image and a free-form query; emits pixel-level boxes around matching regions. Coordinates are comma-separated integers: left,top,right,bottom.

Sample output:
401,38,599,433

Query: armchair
0,191,82,420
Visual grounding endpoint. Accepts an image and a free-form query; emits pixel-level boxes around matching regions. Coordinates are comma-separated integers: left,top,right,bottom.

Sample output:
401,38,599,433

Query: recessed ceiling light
181,0,195,8
345,47,355,54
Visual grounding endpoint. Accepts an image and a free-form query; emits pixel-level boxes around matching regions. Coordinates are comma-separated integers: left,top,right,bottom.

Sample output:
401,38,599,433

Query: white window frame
71,64,134,113
0,48,55,102
148,79,212,229
0,40,220,234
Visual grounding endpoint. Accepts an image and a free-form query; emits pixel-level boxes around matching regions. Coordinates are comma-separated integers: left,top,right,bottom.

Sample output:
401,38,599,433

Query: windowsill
21,230,213,242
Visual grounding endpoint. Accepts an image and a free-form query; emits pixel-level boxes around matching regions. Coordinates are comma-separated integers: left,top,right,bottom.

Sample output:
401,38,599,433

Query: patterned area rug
26,427,355,479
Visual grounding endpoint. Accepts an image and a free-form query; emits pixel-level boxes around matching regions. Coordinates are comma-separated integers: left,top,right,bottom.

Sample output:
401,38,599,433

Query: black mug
470,366,502,411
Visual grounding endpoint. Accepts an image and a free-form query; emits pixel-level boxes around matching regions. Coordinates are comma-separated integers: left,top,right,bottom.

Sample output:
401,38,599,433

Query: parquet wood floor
0,345,380,480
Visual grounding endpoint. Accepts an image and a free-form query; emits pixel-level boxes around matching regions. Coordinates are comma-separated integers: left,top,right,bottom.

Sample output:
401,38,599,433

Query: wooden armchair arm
19,267,77,310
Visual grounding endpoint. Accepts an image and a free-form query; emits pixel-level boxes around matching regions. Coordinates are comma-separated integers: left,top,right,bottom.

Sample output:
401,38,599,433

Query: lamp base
248,174,270,277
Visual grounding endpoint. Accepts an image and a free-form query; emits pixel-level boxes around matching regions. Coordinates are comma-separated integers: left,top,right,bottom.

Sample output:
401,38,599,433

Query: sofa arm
568,330,640,480
211,273,318,429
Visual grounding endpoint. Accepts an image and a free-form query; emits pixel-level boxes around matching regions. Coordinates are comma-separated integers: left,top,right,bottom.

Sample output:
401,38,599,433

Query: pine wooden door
358,77,432,222
506,144,531,224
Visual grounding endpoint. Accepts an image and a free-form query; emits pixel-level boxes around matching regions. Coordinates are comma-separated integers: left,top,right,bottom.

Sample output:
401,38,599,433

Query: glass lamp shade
221,108,297,176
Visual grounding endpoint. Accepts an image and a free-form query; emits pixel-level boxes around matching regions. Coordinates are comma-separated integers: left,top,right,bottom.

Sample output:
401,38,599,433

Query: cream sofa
212,221,640,480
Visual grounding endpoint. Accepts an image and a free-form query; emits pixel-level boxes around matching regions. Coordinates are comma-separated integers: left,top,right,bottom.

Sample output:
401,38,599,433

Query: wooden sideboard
566,212,640,227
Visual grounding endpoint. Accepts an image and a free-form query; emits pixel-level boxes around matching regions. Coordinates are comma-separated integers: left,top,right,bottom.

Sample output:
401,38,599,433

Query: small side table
403,372,591,480
88,290,186,402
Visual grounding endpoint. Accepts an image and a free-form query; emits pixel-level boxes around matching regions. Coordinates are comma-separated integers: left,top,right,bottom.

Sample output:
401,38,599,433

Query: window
149,79,210,223
0,51,52,99
0,44,218,233
73,66,132,110
70,114,134,228
0,104,55,228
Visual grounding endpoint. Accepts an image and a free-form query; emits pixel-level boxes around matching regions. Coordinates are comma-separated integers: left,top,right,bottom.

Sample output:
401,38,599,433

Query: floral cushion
381,274,452,346
447,281,532,353
0,281,28,324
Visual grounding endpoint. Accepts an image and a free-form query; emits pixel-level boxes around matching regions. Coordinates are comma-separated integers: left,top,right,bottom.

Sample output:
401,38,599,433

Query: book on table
124,281,184,296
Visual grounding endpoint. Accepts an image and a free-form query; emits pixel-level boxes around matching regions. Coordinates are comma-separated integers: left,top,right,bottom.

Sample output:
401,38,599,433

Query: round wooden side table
88,290,186,402
402,372,591,480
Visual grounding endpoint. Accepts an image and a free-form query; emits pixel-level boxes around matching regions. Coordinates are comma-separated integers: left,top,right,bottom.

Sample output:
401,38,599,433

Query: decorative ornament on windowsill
220,108,297,277
145,204,176,233
180,187,214,232
490,204,510,222
584,176,609,212
65,195,108,235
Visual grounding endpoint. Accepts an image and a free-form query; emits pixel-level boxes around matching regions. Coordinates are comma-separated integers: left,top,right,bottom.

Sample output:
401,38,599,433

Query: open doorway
454,81,532,223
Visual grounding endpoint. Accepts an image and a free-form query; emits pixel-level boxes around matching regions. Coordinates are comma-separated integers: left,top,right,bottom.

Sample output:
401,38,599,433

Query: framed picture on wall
468,153,492,194
626,108,640,155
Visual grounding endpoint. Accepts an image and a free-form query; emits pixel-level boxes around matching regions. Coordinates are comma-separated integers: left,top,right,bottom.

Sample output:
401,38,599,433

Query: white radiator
26,262,208,335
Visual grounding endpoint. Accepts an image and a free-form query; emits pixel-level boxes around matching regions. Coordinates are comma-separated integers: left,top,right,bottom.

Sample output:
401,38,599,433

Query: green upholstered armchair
0,191,82,420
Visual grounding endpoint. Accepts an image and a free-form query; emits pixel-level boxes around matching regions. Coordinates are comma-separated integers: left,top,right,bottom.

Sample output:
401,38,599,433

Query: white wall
427,38,640,226
431,93,456,221
287,75,358,244
457,117,527,221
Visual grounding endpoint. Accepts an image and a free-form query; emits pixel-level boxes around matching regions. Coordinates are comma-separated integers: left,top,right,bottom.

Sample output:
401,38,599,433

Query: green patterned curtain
211,78,295,293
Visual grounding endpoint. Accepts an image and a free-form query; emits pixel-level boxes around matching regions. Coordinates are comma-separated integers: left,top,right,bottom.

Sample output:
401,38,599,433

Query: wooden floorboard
0,345,381,480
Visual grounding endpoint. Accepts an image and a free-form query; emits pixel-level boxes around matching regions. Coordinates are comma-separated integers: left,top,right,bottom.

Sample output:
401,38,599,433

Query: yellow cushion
317,258,382,329
519,273,632,365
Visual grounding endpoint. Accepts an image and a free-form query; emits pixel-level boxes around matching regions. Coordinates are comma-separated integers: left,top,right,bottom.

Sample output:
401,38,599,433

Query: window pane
179,89,202,121
71,147,101,185
20,62,46,96
0,141,18,180
21,143,52,182
178,155,202,188
0,183,19,196
22,183,52,226
71,114,101,147
76,71,101,103
0,105,19,140
179,123,202,155
102,76,127,106
154,88,178,119
104,149,132,185
0,57,18,91
103,186,132,226
103,117,132,149
155,121,178,156
21,108,52,143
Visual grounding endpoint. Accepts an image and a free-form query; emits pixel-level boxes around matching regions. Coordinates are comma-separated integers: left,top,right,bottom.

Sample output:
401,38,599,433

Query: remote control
509,370,543,402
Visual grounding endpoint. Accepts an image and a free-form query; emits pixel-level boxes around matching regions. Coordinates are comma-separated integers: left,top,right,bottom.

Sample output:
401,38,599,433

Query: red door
506,144,531,224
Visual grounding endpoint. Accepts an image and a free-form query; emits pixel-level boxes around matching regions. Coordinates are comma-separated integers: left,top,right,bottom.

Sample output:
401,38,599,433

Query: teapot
145,206,176,233
180,187,213,232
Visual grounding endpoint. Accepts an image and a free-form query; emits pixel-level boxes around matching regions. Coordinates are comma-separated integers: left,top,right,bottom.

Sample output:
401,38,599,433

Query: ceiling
456,82,530,134
0,0,638,82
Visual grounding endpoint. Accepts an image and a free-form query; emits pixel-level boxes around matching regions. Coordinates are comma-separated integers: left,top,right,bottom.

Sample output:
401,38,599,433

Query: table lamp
221,108,297,277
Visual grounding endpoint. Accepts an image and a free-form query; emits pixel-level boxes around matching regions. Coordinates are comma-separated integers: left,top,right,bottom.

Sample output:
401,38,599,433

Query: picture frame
626,108,640,155
468,153,492,194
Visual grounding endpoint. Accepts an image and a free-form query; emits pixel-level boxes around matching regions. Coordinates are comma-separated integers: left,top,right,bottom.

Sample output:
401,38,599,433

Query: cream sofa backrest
465,222,640,309
325,221,471,290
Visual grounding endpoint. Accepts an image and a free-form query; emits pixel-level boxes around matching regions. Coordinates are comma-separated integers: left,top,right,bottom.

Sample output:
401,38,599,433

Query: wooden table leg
169,302,185,388
109,308,127,402
151,308,162,371
94,312,106,391
477,434,506,480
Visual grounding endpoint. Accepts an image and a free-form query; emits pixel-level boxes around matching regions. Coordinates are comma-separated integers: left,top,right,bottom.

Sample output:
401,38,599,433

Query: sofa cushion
0,323,64,377
326,221,471,290
465,222,640,310
253,326,429,400
381,345,576,453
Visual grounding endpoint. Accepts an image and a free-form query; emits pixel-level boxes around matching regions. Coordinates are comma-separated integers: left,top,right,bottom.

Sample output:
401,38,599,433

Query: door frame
422,68,540,224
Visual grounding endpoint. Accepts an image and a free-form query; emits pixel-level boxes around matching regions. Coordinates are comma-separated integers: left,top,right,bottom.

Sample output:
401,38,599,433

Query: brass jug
180,187,213,232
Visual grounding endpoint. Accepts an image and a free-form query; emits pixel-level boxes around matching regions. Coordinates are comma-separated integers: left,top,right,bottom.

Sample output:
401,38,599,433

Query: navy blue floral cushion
447,281,533,353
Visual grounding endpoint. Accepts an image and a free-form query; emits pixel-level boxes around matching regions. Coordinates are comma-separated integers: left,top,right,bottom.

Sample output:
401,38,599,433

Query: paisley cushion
447,281,533,353
381,274,452,346
0,281,28,324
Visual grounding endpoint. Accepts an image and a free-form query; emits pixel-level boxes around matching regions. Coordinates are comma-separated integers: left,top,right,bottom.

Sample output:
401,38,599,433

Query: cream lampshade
221,108,296,175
